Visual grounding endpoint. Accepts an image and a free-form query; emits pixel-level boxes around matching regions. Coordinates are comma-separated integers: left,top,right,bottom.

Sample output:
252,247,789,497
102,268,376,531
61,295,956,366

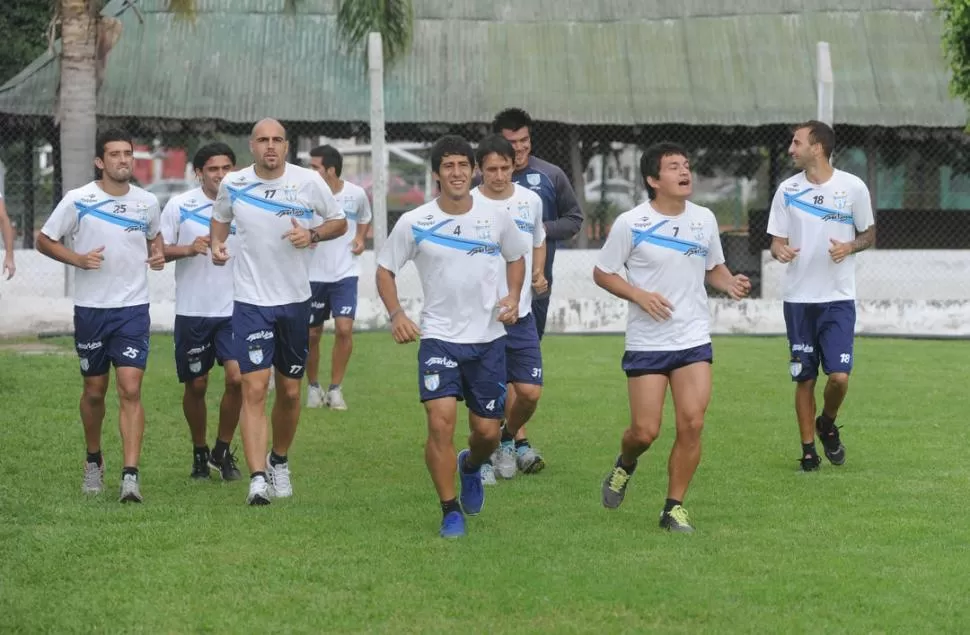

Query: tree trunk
59,0,98,193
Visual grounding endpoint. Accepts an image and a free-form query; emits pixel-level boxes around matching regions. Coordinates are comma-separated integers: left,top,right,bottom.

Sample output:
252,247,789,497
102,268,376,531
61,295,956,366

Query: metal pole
368,32,387,256
816,41,834,126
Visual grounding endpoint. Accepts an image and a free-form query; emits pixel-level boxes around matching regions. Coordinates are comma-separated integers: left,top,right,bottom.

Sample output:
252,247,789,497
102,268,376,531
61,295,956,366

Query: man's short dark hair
640,142,689,201
794,120,835,159
309,145,343,177
96,128,133,159
492,108,534,134
475,134,515,167
430,135,475,174
192,142,236,172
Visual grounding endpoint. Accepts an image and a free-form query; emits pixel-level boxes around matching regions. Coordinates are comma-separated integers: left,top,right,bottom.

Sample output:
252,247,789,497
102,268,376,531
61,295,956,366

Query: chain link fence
1,118,969,336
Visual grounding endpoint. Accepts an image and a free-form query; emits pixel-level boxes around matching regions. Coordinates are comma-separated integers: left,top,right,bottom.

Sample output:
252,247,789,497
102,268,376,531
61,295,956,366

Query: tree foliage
938,0,970,111
0,2,50,86
336,0,414,67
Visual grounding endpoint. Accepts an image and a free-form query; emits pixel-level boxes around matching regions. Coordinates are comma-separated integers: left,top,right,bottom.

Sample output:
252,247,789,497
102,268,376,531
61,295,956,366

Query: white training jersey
377,198,530,344
309,179,372,282
160,187,237,317
40,181,161,309
471,184,546,318
767,169,875,303
212,163,344,307
596,201,725,352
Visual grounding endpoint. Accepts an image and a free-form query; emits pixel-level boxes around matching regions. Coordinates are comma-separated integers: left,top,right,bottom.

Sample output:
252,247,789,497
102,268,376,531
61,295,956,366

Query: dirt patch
0,341,71,355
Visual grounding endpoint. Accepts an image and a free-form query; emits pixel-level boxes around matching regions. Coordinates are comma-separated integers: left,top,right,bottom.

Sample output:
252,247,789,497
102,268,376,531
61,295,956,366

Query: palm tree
336,0,414,67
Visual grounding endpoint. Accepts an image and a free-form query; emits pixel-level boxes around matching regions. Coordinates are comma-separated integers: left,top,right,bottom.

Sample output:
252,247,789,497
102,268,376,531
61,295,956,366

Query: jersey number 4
452,226,461,236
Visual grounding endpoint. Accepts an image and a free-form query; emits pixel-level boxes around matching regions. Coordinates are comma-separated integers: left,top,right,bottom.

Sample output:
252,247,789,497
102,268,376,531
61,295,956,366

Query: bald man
210,118,348,505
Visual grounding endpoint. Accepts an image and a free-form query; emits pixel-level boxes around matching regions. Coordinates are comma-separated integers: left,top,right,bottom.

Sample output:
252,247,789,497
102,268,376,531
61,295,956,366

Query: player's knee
676,411,705,439
309,326,323,343
224,365,242,391
426,412,456,442
241,374,269,404
827,372,849,392
277,379,301,403
334,321,353,341
81,383,107,407
185,375,208,397
627,421,660,448
115,378,142,403
515,383,542,407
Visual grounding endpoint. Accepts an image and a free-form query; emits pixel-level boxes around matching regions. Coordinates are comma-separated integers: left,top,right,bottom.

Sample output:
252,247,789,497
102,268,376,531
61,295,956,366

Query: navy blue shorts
418,337,508,419
73,304,150,377
174,315,235,383
783,300,856,381
505,312,543,385
309,277,359,326
622,343,713,377
232,300,311,378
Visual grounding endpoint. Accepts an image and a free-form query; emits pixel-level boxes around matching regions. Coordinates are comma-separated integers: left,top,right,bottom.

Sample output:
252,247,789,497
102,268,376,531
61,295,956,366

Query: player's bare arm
705,264,752,301
531,241,548,295
769,235,800,263
164,235,209,261
593,266,673,321
829,225,876,264
498,256,525,325
0,199,15,279
145,234,165,271
36,233,105,270
376,265,420,343
309,218,349,244
210,218,231,266
351,221,369,255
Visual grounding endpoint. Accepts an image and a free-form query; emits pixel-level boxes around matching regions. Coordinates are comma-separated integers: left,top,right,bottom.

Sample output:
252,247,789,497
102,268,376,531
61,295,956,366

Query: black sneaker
815,417,846,465
209,447,242,481
799,452,821,472
191,450,211,479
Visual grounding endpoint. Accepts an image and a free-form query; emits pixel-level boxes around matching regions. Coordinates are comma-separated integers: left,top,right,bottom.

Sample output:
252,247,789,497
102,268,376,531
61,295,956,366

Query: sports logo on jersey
189,358,202,374
82,193,97,202
248,345,264,365
423,372,440,391
690,221,705,241
476,219,493,241
526,173,541,186
632,216,652,229
283,184,298,202
79,358,90,372
785,182,801,193
790,360,803,378
833,191,848,210
516,202,531,219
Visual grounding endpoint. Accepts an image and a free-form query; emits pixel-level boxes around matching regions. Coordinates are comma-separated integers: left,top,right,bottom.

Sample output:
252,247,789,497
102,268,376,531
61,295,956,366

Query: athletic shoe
659,505,695,533
247,475,271,506
119,473,143,503
602,461,632,509
457,449,485,515
266,453,292,498
440,511,465,538
816,416,846,465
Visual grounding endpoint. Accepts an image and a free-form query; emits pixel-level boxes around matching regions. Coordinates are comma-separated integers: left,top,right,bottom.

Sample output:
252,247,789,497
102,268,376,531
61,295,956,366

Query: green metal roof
0,0,965,127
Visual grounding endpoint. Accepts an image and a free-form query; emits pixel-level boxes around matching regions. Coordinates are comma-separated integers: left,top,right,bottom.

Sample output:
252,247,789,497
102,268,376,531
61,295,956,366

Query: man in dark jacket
492,108,584,339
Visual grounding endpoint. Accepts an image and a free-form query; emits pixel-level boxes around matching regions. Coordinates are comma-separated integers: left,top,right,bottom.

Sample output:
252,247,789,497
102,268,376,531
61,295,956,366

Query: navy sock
212,440,230,461
802,442,818,456
328,383,340,391
616,456,637,475
440,499,461,516
269,451,287,467
251,471,267,480
500,424,514,443
664,498,682,513
514,438,530,450
86,450,102,465
122,466,138,477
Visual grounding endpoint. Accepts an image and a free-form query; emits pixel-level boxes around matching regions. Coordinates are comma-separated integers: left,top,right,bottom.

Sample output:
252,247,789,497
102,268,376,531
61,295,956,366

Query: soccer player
160,142,242,481
376,135,530,538
36,128,165,503
491,108,583,458
767,120,875,472
305,144,372,410
470,134,548,482
594,142,750,533
210,118,347,506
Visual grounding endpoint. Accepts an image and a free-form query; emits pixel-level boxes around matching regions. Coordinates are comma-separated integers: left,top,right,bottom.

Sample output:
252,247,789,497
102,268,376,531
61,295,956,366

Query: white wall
2,249,970,338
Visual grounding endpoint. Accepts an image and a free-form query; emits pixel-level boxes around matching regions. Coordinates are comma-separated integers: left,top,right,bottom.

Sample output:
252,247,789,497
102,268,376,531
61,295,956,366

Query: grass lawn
1,333,968,633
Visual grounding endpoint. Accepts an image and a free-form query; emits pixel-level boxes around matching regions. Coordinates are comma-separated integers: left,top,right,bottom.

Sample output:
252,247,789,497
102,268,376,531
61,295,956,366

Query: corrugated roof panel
0,2,964,127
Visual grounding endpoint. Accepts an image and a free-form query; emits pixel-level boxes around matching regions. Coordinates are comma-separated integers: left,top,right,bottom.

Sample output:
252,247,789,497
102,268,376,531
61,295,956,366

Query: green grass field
2,333,969,633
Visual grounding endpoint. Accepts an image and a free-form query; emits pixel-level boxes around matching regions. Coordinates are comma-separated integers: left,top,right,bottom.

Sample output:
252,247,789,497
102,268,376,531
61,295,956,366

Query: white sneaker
325,386,348,411
247,475,272,505
82,460,104,494
266,453,293,498
119,473,143,503
480,463,497,486
495,442,517,479
516,446,546,474
306,384,325,408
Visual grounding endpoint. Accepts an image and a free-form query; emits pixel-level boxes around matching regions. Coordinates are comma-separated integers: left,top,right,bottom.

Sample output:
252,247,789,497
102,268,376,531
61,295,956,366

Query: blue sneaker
439,511,465,538
458,449,485,515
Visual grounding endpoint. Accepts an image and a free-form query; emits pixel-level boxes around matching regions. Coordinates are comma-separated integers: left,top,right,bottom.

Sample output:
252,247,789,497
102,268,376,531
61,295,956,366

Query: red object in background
130,144,188,184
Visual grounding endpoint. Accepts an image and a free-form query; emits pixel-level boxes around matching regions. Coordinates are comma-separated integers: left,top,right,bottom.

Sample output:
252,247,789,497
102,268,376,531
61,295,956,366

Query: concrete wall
2,249,969,338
